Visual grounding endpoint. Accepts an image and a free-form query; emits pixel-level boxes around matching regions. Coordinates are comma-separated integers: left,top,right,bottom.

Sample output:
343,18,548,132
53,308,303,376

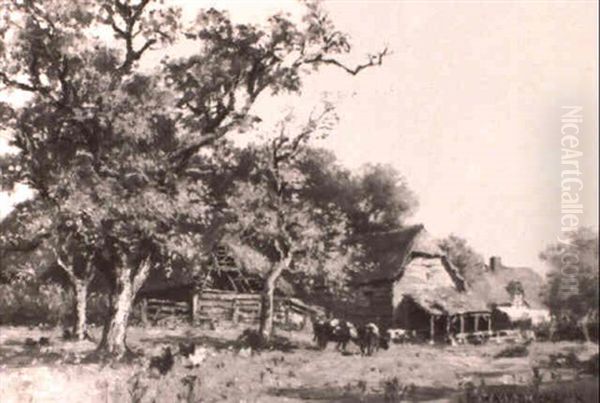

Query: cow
356,323,383,356
385,328,416,344
313,317,358,352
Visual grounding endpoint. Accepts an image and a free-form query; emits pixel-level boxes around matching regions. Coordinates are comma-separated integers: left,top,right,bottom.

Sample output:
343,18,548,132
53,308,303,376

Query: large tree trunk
73,279,89,341
98,260,151,358
579,309,595,343
258,257,291,343
54,252,93,342
259,283,276,342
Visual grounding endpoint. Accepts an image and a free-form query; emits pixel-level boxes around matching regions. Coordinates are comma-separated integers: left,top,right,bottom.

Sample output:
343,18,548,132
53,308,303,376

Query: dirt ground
0,325,598,402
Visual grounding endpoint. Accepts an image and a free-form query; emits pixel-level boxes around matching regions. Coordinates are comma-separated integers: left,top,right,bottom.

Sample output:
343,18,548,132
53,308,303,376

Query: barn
136,240,322,329
352,224,491,343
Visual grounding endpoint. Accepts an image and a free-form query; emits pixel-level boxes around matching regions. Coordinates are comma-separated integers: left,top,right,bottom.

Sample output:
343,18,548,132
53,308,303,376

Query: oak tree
1,0,387,356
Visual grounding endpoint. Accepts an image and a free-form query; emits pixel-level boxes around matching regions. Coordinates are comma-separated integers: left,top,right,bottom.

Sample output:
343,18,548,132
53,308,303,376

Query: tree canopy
0,0,388,356
540,227,599,317
438,234,486,284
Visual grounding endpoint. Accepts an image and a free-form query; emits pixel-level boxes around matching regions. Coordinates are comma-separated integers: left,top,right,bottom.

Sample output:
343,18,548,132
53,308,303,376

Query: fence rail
138,289,318,329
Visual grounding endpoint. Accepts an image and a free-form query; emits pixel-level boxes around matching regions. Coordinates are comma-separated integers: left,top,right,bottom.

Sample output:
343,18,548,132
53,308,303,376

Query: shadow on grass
267,384,457,402
139,331,303,353
0,346,66,367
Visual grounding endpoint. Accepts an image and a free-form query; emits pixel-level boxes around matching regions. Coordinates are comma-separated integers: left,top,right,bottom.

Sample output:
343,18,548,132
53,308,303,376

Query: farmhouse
471,256,550,329
352,225,490,343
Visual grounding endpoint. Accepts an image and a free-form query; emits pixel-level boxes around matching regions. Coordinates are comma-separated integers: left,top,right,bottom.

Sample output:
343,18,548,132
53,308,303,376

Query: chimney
489,256,502,272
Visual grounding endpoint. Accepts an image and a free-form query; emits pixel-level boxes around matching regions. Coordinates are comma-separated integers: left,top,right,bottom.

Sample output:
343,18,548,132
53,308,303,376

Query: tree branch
52,246,77,284
304,47,390,76
132,257,151,295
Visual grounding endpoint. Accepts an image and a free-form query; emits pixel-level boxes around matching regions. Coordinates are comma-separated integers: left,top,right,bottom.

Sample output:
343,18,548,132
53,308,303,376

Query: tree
540,227,598,342
296,152,418,236
438,234,486,284
5,198,100,340
505,280,524,301
351,164,418,234
540,227,598,318
1,0,387,357
224,109,357,341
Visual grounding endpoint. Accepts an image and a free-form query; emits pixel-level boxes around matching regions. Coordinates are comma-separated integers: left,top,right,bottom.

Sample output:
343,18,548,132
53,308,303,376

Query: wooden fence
138,288,321,329
139,298,191,324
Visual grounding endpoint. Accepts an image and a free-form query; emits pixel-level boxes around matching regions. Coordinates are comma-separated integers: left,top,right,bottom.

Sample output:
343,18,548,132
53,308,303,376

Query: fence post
191,293,198,324
232,299,239,325
140,298,148,327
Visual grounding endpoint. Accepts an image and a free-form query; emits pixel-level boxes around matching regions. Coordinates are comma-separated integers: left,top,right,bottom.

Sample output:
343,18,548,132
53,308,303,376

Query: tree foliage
438,234,486,284
0,0,388,356
222,109,360,339
505,280,525,298
539,227,599,317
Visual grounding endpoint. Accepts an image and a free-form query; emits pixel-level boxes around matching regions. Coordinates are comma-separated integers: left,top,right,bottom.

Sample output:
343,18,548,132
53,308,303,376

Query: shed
137,238,312,329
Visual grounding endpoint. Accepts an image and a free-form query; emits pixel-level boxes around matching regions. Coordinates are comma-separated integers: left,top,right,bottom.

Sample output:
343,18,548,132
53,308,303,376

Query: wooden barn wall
193,290,310,328
353,282,394,329
137,289,312,329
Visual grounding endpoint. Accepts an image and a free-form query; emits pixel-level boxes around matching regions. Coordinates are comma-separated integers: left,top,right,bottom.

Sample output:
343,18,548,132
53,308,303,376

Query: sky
1,0,598,273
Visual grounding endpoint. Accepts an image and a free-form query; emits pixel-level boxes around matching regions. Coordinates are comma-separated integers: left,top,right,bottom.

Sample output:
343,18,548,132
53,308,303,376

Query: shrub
0,281,71,326
459,378,598,403
236,328,296,352
381,377,408,403
494,344,529,359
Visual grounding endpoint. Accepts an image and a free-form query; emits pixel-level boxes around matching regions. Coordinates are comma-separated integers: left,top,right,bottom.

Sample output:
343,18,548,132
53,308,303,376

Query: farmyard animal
149,346,174,376
313,318,358,352
385,328,416,344
356,323,383,356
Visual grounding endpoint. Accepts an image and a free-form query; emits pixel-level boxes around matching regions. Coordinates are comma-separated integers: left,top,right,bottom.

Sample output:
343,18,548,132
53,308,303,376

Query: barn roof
403,287,490,315
141,236,296,297
354,224,465,288
470,264,546,309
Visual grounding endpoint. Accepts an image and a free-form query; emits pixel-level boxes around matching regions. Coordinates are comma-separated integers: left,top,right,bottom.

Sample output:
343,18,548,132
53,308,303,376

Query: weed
127,371,148,403
382,376,407,403
178,375,198,403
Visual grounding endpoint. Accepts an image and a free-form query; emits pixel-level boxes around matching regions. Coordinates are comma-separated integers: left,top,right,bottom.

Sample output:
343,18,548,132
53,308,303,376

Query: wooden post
487,314,492,332
232,299,239,324
140,298,148,327
474,314,480,332
430,315,435,344
446,315,451,336
459,314,465,334
191,294,198,324
284,303,290,328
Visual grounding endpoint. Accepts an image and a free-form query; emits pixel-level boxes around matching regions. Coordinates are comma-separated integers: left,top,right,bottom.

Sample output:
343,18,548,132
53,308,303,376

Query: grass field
0,325,598,402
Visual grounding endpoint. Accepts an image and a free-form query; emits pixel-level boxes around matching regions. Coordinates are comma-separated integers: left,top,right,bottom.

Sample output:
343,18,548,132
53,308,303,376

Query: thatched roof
355,224,464,287
140,237,296,297
403,287,490,315
470,263,545,309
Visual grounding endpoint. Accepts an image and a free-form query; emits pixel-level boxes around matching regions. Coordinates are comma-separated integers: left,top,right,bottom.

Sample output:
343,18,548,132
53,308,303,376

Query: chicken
149,346,174,375
178,341,195,358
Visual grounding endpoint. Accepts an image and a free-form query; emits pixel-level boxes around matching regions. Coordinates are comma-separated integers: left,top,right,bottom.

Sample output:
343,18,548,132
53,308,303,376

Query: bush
381,377,410,403
459,378,598,403
0,281,71,326
494,345,529,359
236,328,297,352
532,321,552,341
